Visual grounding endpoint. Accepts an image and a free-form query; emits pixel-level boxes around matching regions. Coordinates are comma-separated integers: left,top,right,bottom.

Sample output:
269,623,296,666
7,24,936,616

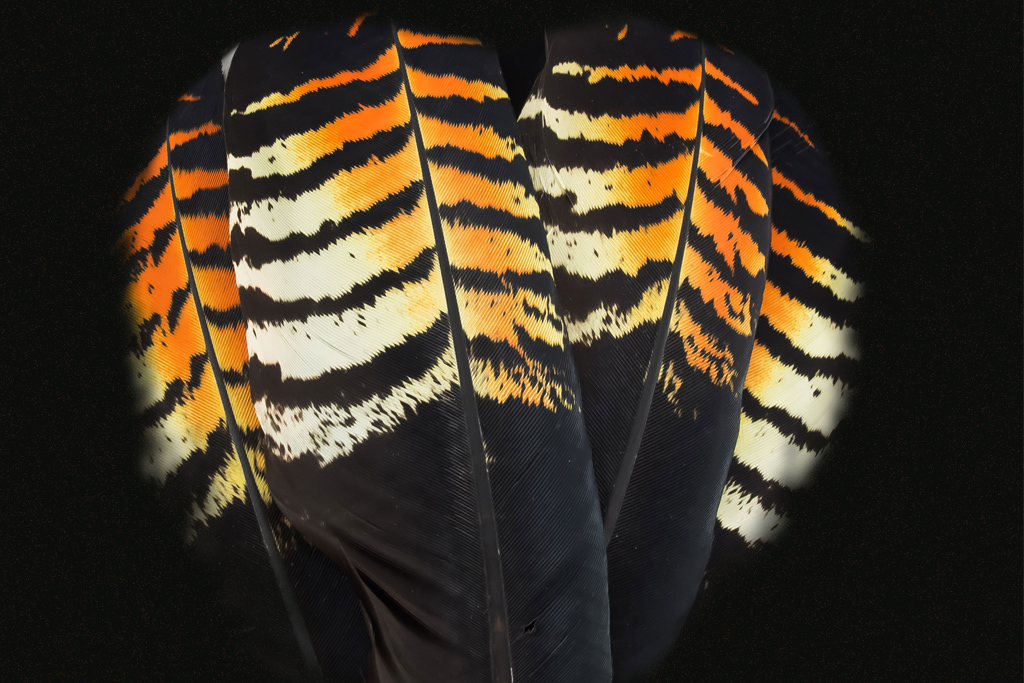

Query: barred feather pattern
117,62,369,682
710,84,866,559
118,15,863,683
224,18,609,683
519,19,776,680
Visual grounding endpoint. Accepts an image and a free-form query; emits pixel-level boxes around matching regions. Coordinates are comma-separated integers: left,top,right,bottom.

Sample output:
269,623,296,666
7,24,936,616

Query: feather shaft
165,120,324,681
602,42,706,544
394,24,514,683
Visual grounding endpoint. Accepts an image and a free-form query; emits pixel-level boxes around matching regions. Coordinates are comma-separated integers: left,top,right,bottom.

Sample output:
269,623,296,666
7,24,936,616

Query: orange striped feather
222,20,611,681
121,57,371,681
520,20,774,679
712,83,863,566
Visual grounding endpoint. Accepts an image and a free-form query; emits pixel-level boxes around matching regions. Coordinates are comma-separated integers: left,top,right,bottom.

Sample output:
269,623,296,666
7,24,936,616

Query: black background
5,0,1021,680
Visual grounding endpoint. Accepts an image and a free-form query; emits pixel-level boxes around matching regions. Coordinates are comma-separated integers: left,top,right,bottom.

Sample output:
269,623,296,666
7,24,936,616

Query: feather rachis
602,42,706,543
166,120,322,679
395,23,512,682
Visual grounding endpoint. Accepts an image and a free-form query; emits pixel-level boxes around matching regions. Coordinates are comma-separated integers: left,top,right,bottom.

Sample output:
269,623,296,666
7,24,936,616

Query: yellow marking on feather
551,61,701,87
772,169,869,242
705,61,759,105
234,192,432,304
227,383,261,430
259,348,459,464
543,210,682,280
617,24,628,40
565,278,668,344
470,356,574,411
231,131,422,241
528,152,693,215
186,456,248,540
428,162,539,219
234,45,399,115
245,446,273,505
670,30,698,41
691,183,767,276
138,366,224,485
180,368,224,443
759,281,859,360
520,94,700,145
406,68,508,102
443,220,550,275
457,283,564,352
126,352,165,411
716,480,787,544
733,410,821,489
770,225,863,302
247,264,445,381
418,115,523,161
457,283,573,410
361,202,436,272
744,341,851,437
186,441,274,542
139,408,195,484
228,91,410,178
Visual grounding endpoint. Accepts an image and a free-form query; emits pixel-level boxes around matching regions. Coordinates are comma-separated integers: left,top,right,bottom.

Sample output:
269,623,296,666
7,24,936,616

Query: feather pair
117,14,864,682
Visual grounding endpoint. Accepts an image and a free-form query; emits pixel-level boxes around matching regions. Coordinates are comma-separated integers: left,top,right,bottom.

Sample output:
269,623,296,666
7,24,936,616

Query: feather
519,18,775,680
116,60,370,682
708,83,866,564
119,15,863,682
223,17,609,682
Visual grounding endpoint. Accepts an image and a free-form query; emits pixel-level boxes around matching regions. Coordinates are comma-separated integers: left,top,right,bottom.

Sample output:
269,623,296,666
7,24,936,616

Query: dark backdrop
5,0,1021,680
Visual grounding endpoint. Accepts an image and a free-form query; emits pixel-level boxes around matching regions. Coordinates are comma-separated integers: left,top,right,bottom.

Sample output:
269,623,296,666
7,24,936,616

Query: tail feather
118,59,369,682
709,83,866,566
223,18,610,682
519,18,775,680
